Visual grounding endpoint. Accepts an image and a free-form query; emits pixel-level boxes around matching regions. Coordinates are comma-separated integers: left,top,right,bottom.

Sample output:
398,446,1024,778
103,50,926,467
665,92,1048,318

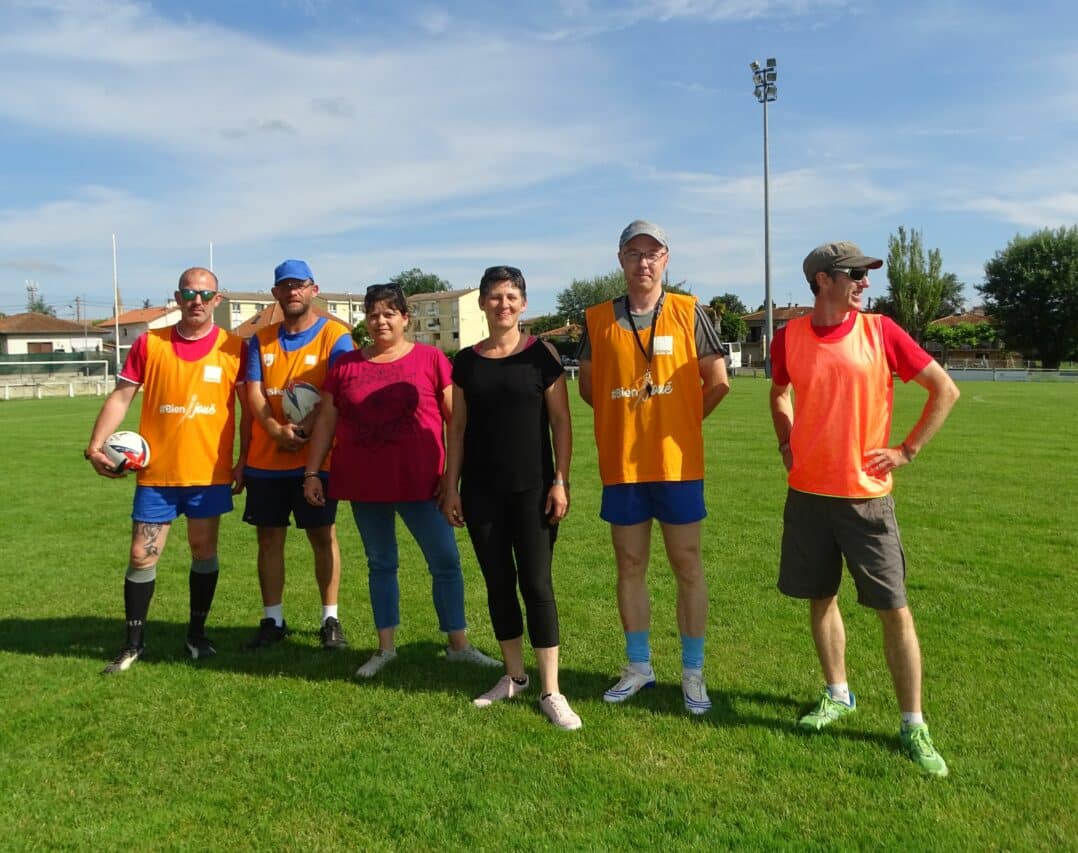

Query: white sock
322,604,338,624
901,711,924,727
827,682,852,705
629,660,654,676
264,604,284,627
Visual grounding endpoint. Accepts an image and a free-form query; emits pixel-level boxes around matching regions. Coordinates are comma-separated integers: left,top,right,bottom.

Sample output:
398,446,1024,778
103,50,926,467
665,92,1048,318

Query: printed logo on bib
203,365,223,383
304,354,318,366
653,335,674,356
263,354,275,366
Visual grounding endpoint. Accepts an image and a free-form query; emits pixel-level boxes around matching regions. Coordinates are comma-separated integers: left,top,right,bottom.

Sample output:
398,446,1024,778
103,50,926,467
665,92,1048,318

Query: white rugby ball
281,381,321,424
103,430,151,474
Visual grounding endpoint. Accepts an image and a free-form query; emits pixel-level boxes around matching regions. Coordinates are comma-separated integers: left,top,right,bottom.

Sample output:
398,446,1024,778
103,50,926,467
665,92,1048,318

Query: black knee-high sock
124,565,157,648
189,556,220,638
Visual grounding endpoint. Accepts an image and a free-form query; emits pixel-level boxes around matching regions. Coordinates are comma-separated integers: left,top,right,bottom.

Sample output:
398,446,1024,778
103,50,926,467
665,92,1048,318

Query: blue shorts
600,480,707,526
132,485,234,524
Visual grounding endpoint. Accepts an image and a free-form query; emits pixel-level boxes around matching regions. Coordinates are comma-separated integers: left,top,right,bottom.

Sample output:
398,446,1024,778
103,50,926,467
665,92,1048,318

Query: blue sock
680,635,705,671
625,631,651,665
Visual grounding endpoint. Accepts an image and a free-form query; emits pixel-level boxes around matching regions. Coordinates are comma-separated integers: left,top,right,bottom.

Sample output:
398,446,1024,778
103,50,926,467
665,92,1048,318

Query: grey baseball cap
619,219,668,249
802,241,882,284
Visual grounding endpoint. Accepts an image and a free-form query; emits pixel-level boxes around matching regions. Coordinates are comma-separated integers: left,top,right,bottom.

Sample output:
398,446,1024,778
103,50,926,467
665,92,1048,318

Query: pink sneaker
473,674,530,707
539,692,583,731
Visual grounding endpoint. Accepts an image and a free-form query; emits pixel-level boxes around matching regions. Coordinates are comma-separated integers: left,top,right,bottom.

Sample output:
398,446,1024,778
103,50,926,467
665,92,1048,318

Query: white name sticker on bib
203,365,223,383
304,354,318,366
653,335,674,356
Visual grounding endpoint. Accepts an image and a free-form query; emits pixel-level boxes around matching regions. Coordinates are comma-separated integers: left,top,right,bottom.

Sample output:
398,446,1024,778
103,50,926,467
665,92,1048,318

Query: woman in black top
442,265,580,730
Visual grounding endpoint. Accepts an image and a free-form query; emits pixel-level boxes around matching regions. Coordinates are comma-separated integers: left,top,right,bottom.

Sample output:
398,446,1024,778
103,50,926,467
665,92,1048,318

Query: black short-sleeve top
452,339,564,495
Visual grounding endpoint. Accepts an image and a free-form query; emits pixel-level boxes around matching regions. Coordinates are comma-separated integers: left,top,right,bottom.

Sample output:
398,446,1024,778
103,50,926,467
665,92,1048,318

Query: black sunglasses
366,283,405,295
831,267,869,281
179,288,218,302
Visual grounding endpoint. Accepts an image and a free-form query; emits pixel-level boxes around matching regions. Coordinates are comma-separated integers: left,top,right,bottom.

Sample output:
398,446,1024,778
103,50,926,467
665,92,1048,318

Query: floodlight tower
751,57,777,374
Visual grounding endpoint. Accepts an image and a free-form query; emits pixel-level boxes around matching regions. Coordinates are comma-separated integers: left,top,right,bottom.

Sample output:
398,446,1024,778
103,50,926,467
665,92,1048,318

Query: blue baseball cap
274,259,314,284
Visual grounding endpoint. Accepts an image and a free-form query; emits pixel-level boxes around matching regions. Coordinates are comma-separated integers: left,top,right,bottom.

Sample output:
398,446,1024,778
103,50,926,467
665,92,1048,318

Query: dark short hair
364,283,408,315
479,265,526,299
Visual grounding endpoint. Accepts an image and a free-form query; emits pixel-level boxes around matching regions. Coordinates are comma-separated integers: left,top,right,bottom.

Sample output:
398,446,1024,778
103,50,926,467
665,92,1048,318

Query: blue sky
1,0,1075,320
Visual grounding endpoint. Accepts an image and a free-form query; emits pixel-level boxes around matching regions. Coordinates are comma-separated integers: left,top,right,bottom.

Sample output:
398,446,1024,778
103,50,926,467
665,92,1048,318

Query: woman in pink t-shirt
304,284,498,678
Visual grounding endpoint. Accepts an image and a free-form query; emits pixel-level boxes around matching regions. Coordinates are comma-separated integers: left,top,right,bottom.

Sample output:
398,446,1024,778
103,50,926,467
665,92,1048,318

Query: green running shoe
900,724,949,778
797,690,856,731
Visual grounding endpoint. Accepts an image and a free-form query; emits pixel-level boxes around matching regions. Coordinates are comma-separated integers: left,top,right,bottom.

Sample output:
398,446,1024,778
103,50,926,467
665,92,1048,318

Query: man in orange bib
769,240,960,777
242,259,354,651
85,267,249,674
579,220,729,715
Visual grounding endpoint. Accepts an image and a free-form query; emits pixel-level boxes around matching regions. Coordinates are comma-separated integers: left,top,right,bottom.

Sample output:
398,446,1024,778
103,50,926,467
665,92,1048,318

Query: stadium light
751,57,778,375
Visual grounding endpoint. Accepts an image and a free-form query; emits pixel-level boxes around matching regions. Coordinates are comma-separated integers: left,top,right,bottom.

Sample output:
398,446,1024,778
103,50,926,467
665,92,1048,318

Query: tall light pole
751,57,777,375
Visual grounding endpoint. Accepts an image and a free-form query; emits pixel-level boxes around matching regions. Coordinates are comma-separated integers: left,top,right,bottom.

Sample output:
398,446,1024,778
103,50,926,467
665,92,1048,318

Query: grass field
1,379,1075,850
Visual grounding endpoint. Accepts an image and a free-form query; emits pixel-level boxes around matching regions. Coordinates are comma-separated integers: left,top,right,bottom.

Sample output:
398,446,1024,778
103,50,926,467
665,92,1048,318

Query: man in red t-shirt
769,241,960,777
85,267,249,674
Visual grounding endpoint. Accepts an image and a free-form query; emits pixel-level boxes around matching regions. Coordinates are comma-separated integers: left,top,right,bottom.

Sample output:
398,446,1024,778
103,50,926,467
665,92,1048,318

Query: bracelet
900,442,915,462
553,479,569,487
778,441,790,454
303,472,321,480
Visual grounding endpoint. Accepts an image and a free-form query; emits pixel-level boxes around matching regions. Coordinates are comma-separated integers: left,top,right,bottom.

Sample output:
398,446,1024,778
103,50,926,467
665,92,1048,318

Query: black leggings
462,484,560,648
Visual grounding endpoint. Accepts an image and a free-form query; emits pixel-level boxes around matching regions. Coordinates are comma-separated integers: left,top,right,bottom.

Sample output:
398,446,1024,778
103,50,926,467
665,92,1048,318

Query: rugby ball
103,430,151,474
281,381,321,424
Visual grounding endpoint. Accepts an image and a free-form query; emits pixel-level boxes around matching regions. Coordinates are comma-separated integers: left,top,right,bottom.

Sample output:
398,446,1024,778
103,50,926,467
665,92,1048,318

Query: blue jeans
350,499,467,633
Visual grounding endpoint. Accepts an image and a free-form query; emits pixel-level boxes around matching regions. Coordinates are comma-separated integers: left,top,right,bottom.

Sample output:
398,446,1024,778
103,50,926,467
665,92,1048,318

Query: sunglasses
831,267,869,281
483,265,523,277
179,288,218,302
274,279,312,291
366,283,405,295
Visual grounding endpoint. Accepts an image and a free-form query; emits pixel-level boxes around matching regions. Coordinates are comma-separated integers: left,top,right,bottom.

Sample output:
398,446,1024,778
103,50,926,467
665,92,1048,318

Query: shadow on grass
0,615,894,747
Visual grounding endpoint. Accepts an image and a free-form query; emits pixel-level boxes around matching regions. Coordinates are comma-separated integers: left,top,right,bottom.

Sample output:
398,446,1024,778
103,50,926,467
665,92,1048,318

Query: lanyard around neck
624,293,665,367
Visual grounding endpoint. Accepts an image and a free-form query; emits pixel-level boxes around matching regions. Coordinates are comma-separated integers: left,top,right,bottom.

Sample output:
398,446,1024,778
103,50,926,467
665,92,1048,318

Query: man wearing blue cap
243,259,355,650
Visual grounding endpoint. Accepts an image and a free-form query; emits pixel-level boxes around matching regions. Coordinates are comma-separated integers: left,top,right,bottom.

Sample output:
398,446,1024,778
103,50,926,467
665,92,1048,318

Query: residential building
231,303,352,340
405,289,487,352
96,303,182,350
741,304,813,365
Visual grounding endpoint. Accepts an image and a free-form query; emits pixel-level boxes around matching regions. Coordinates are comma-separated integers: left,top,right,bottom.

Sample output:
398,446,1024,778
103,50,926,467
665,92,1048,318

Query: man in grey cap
579,220,729,715
769,240,960,776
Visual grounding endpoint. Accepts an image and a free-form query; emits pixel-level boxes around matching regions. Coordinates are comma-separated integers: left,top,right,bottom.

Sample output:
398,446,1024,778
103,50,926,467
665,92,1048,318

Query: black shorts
778,488,907,610
243,474,338,529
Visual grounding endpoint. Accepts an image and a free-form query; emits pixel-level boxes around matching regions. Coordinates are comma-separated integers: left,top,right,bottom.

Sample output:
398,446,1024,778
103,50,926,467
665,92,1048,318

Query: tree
26,293,56,317
527,314,567,336
979,226,1078,370
708,294,749,341
390,268,451,296
874,271,964,318
555,270,626,325
710,293,749,316
885,226,945,343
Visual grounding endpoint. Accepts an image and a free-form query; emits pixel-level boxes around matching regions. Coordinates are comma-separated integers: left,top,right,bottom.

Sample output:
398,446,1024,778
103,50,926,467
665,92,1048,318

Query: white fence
0,360,112,400
946,368,1078,382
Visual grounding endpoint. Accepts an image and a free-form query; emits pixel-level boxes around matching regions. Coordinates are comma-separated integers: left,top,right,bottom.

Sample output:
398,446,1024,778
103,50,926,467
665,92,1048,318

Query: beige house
216,290,365,331
406,288,487,351
0,313,110,354
215,291,277,330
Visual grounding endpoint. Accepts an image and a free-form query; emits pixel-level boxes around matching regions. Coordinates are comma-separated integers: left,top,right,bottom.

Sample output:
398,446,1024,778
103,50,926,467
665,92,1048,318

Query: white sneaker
474,674,530,707
446,644,501,668
539,693,583,730
603,664,656,703
682,671,712,715
355,649,397,679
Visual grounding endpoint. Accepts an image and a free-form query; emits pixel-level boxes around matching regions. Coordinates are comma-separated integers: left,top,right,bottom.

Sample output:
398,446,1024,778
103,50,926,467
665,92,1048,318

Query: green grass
1,380,1075,850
